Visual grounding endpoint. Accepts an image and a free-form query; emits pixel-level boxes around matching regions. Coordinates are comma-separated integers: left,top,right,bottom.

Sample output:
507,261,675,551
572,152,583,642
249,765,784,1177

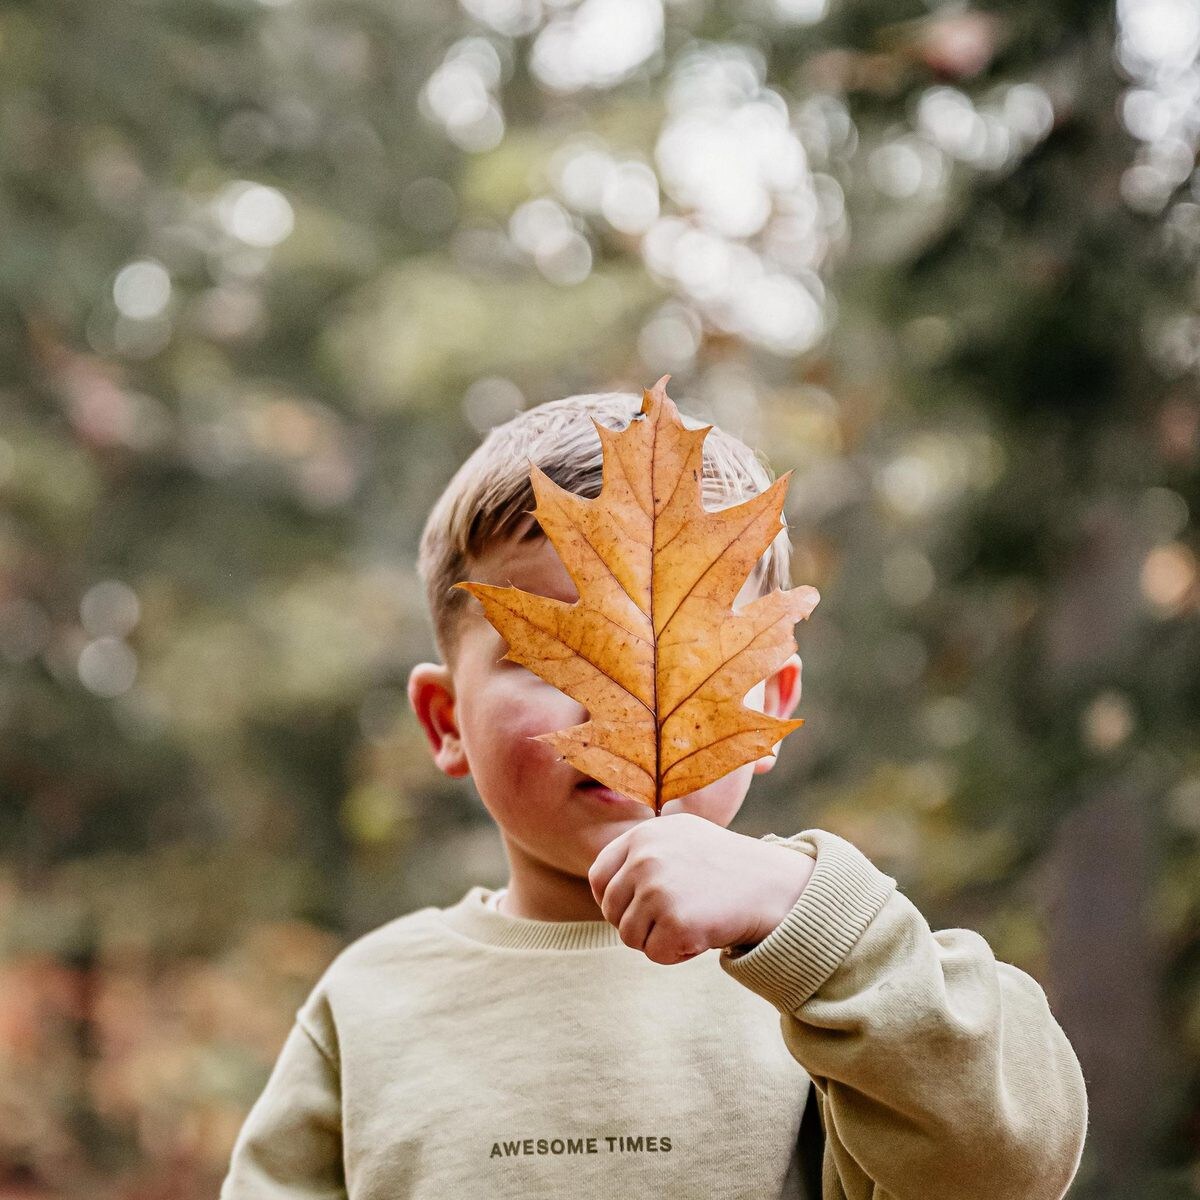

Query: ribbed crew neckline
438,885,626,951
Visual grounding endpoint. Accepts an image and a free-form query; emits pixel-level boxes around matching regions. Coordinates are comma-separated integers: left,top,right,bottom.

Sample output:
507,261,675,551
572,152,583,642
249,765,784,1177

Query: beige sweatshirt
219,828,1088,1200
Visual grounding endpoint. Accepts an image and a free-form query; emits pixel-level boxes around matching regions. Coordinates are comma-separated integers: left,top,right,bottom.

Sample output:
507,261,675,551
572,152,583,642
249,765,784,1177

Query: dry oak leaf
453,375,820,815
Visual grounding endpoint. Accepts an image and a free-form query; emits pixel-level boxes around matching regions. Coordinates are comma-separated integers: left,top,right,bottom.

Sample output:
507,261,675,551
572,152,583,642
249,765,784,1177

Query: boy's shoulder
305,894,460,1008
293,893,475,1054
331,898,449,973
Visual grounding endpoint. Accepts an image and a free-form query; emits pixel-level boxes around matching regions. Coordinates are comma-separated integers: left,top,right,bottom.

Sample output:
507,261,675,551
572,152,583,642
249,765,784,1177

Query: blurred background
1,0,1198,1194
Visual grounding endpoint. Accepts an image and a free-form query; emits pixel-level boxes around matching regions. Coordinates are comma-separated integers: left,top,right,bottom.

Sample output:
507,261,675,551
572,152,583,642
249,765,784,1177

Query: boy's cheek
514,699,593,744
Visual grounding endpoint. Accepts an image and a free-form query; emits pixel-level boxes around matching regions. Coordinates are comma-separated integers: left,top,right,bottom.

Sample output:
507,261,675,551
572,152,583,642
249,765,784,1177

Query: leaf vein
655,502,773,637
663,727,760,779
659,607,780,723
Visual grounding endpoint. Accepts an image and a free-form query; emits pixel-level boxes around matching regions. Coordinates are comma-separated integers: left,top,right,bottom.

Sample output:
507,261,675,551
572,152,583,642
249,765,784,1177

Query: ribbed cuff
720,828,897,1014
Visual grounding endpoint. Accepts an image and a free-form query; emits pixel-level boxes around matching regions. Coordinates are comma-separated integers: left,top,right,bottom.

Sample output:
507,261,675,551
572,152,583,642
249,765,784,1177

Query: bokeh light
530,0,664,92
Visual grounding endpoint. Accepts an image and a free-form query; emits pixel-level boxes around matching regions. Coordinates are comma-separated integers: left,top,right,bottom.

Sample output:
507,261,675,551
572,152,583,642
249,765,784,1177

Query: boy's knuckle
630,846,659,870
640,877,668,902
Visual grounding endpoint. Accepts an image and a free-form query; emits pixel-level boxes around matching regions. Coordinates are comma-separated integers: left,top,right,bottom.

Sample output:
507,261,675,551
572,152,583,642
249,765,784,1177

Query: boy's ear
407,662,470,779
752,652,803,776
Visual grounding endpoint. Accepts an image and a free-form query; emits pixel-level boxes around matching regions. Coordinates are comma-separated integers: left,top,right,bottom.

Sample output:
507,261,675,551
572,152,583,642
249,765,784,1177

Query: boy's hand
587,812,816,965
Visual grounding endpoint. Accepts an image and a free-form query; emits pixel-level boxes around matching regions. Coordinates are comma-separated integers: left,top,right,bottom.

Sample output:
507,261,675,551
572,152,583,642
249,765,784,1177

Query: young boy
220,390,1089,1200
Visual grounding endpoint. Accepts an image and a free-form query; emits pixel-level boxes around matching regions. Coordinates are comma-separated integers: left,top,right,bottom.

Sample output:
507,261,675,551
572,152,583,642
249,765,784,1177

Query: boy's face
408,524,803,882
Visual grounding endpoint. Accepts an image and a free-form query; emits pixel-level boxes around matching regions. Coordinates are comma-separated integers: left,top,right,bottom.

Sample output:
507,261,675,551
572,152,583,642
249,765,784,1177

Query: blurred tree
1,0,1198,1195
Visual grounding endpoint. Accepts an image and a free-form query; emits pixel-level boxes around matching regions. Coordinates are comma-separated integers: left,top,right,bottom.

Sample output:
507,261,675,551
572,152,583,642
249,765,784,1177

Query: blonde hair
416,389,793,667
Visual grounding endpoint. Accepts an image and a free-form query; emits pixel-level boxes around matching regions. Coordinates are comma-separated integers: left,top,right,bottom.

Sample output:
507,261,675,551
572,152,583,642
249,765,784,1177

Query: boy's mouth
574,777,640,807
576,775,614,791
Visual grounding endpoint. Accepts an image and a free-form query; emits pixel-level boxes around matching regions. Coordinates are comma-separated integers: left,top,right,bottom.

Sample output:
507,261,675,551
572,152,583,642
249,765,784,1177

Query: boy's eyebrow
516,515,544,542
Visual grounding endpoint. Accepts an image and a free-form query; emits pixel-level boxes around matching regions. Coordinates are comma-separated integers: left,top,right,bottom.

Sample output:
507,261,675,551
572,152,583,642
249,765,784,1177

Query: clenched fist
587,812,815,965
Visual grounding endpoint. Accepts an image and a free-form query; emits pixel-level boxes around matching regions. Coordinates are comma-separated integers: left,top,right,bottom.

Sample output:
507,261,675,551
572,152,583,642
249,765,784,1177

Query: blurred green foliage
1,0,1198,1195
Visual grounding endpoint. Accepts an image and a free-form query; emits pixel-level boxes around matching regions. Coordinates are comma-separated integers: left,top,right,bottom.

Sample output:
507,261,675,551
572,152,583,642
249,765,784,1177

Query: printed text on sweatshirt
219,827,1088,1200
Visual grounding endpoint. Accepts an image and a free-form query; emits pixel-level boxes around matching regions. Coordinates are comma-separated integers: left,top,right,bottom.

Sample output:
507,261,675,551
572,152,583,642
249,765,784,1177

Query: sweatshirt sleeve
720,828,1088,1200
219,994,347,1200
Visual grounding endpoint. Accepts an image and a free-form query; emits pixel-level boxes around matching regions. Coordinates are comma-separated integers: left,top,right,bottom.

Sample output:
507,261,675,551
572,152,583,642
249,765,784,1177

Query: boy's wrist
735,843,817,951
721,829,898,1011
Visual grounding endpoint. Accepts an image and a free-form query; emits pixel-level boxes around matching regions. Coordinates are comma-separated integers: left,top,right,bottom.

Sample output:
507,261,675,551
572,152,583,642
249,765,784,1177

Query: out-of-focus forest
1,0,1198,1194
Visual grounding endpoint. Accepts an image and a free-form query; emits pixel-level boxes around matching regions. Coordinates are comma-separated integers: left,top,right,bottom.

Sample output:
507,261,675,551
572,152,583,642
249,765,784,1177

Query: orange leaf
452,375,820,815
